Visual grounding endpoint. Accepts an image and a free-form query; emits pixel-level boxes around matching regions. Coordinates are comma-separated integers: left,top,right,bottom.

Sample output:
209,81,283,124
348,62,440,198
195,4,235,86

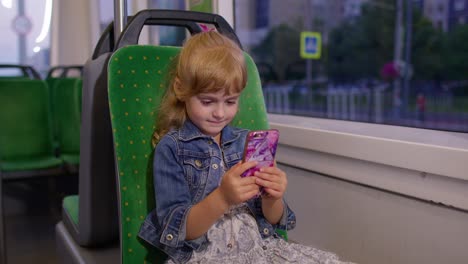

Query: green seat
57,23,120,252
108,45,272,263
75,79,82,114
62,195,79,228
0,79,63,172
0,79,64,263
46,77,82,168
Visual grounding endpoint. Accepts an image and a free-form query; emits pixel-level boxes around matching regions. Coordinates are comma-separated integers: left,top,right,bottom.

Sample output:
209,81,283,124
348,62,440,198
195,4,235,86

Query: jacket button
212,164,218,169
207,140,213,145
263,228,269,235
166,234,173,241
195,160,202,167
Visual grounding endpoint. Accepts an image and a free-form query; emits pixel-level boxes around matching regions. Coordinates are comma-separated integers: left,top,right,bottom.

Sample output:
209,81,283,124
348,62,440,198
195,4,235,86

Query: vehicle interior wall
271,112,468,263
281,163,468,264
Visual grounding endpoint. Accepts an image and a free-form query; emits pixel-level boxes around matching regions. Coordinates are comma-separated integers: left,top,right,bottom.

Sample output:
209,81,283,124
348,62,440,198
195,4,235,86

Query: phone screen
241,129,279,178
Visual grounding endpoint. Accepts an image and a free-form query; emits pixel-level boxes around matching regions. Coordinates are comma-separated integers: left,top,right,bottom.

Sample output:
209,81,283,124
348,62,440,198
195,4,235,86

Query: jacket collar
178,119,242,146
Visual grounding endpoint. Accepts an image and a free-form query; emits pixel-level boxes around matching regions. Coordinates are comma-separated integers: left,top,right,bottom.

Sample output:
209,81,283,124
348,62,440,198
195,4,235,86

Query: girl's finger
245,189,261,200
235,160,258,173
263,188,282,199
256,177,276,188
257,178,285,192
255,172,284,186
259,166,278,173
239,175,257,185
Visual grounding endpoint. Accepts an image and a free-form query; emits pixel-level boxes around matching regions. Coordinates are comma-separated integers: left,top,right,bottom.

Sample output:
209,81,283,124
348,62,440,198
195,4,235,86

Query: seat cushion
61,154,80,165
63,195,79,226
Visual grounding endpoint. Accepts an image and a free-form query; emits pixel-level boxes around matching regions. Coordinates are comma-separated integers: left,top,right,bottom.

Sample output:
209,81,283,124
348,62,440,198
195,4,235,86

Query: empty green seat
0,79,63,172
47,77,82,167
108,44,270,263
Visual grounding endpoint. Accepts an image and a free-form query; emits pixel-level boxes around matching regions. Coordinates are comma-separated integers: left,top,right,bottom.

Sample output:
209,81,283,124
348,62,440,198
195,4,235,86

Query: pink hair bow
199,23,216,32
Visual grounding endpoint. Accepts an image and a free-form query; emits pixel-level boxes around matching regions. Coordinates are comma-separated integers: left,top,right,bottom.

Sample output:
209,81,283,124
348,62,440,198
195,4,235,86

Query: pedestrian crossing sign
300,32,321,59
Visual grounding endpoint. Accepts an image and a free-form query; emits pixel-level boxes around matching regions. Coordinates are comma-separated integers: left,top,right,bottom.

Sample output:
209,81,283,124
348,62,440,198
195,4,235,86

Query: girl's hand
218,161,259,206
254,166,287,200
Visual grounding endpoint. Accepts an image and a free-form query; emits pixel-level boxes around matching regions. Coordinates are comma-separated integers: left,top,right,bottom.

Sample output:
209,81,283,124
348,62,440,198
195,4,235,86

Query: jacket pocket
182,156,210,188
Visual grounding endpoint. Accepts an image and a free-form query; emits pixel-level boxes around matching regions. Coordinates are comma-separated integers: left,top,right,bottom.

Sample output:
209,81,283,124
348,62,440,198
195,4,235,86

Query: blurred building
416,0,468,31
449,0,468,30
235,0,370,50
423,0,450,31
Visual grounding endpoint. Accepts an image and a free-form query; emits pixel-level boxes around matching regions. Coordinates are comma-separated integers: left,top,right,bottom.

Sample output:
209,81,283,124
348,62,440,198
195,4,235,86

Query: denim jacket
138,120,296,263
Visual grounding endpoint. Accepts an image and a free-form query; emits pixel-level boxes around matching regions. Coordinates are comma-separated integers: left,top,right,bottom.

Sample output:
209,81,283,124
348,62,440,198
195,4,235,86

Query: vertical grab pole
114,0,128,44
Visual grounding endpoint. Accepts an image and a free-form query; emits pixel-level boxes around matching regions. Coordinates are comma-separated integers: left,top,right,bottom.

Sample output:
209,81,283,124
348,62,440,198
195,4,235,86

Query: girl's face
185,89,240,142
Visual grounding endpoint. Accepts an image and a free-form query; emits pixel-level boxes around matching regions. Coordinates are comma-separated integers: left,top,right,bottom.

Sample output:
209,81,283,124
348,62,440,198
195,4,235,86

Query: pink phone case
241,129,279,178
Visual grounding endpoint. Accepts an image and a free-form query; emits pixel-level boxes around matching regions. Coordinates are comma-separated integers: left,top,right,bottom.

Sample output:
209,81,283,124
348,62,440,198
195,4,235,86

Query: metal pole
113,0,128,44
393,0,403,119
394,0,403,74
305,0,313,86
403,0,413,113
18,0,26,64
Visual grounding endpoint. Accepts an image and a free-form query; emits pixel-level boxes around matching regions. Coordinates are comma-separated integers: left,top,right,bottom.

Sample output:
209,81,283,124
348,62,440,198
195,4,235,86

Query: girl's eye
201,100,212,105
226,100,237,105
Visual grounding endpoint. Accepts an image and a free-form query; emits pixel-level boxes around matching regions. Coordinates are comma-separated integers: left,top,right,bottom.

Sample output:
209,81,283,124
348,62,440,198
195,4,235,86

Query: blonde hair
152,31,247,145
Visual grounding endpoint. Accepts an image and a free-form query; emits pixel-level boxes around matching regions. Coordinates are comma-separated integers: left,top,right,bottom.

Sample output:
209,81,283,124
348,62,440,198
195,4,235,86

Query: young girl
139,31,354,264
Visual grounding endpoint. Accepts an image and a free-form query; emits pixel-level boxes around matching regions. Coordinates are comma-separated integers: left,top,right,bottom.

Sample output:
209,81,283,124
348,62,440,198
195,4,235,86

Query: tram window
149,0,185,11
0,68,22,77
234,0,468,133
99,0,114,32
0,1,52,77
140,25,187,46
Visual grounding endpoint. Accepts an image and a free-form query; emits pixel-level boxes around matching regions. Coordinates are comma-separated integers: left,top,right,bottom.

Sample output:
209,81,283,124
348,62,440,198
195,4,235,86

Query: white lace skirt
166,204,356,264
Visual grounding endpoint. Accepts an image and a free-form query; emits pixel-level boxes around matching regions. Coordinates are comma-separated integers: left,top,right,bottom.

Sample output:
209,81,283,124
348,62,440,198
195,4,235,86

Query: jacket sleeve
152,136,207,249
273,198,296,231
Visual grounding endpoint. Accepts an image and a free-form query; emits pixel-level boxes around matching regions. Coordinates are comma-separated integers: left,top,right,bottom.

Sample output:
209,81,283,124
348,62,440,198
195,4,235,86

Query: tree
251,23,302,82
410,10,444,80
326,1,447,83
443,25,468,80
327,2,394,83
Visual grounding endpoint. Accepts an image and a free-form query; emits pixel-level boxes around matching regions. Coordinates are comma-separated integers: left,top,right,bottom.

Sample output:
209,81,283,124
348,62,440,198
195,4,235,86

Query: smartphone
241,129,280,178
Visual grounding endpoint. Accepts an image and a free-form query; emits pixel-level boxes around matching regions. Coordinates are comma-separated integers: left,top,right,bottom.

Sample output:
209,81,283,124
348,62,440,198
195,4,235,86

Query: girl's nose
213,105,225,119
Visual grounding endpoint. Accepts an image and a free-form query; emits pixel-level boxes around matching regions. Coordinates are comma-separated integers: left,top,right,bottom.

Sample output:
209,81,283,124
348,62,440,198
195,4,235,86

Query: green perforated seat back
108,45,268,264
45,77,60,139
0,79,56,160
47,77,82,156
